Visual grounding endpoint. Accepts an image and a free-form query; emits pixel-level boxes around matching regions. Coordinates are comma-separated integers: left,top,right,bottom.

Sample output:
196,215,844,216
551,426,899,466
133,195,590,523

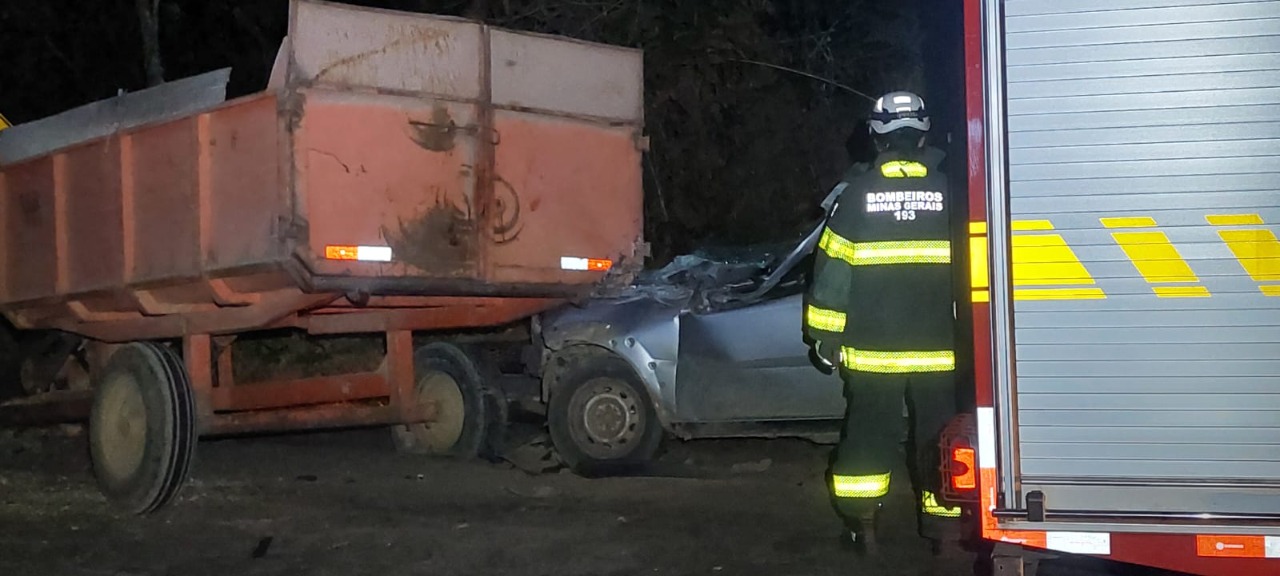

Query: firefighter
804,90,961,553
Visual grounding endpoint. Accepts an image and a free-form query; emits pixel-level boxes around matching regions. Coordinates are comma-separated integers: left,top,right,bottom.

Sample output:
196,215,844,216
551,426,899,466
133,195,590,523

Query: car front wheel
548,349,661,476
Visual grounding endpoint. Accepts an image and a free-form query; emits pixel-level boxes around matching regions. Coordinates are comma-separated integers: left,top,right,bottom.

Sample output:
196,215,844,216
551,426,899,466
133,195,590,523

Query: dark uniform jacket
804,147,954,374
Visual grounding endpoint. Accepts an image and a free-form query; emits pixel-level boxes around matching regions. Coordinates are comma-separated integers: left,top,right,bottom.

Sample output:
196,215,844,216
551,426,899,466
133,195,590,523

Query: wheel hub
401,370,465,454
573,378,641,456
97,374,148,482
583,392,631,442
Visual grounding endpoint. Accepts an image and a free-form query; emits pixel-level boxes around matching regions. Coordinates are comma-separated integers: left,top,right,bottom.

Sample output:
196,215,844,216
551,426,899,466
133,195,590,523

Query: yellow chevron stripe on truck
1009,220,1105,301
1210,214,1280,297
1102,217,1207,298
969,214,1279,301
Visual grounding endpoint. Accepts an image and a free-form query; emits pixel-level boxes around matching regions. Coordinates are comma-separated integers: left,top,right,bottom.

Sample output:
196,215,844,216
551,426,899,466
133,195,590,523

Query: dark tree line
1,0,933,263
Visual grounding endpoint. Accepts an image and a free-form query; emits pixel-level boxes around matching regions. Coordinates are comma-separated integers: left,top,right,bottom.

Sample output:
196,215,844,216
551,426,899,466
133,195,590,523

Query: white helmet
868,91,930,135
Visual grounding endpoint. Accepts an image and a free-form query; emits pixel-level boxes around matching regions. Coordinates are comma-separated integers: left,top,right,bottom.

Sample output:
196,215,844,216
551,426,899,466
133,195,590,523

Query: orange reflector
1197,535,1267,558
326,245,359,260
952,447,977,490
325,245,393,262
561,257,613,271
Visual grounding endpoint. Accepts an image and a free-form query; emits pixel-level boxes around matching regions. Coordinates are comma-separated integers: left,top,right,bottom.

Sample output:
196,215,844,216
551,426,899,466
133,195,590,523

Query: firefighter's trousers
828,370,960,541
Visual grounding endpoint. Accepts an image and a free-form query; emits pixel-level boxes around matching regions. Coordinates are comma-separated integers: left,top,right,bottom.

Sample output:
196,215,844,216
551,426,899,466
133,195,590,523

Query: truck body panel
965,0,1280,574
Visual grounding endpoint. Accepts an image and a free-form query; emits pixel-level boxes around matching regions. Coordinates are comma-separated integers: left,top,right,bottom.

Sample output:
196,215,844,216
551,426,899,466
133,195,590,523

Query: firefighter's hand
809,340,840,372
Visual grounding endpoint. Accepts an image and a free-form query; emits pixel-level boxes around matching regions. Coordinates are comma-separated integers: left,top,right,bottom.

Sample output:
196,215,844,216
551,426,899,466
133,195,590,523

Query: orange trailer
0,0,644,514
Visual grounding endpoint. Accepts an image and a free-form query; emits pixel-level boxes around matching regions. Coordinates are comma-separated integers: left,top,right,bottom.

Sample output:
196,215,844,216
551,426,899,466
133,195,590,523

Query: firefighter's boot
919,492,965,557
840,506,881,556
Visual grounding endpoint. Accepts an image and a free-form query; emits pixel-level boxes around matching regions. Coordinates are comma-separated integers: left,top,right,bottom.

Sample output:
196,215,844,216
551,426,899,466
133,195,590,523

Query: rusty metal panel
64,140,125,293
490,29,644,122
206,96,285,269
5,158,57,302
487,110,643,285
130,119,201,283
295,89,481,280
288,0,483,100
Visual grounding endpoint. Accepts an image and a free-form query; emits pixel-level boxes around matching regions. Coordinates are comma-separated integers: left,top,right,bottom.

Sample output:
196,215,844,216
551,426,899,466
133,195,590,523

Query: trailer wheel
0,321,21,402
89,342,196,515
547,350,661,476
391,343,500,458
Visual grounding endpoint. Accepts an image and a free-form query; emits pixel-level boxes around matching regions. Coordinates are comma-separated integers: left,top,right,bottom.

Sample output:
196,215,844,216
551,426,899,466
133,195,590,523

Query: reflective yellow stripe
820,229,951,266
841,348,955,374
806,305,846,332
1100,216,1156,228
880,160,928,178
1154,286,1211,298
819,227,858,264
1014,288,1106,301
850,240,951,265
1218,229,1280,283
1011,220,1055,231
970,234,989,290
1207,214,1264,226
0,112,9,131
1012,235,1096,286
833,472,891,498
922,491,961,518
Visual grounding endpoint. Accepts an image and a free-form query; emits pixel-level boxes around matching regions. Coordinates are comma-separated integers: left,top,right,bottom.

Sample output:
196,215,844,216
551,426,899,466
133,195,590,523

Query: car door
672,282,845,424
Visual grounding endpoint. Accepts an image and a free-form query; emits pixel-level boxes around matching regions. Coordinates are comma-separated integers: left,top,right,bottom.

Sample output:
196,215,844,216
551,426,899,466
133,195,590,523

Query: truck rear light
939,413,979,502
561,257,612,271
325,245,393,262
952,446,977,490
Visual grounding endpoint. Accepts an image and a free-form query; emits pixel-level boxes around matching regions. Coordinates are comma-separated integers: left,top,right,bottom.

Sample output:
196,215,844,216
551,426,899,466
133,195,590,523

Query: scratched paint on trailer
204,96,285,269
131,118,202,283
63,139,125,293
4,157,57,302
289,0,483,101
486,110,642,286
298,91,480,279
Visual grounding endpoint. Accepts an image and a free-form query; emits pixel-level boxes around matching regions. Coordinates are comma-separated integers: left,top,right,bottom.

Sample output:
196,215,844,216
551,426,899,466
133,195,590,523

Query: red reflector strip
561,257,613,271
1197,535,1280,558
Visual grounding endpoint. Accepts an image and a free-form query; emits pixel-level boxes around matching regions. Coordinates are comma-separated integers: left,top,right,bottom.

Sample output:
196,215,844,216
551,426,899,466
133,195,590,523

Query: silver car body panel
540,186,846,438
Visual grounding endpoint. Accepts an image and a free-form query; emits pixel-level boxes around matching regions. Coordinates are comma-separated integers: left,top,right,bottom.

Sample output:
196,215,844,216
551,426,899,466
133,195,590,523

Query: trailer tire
89,342,196,515
391,343,501,459
0,321,21,402
547,350,661,476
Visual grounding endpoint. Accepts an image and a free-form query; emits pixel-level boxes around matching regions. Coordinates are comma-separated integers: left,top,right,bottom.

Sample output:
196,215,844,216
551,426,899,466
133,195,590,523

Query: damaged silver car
536,192,847,474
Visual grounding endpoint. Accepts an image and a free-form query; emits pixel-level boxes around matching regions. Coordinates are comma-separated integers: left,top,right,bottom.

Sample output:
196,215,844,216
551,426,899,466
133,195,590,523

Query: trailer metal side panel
1002,0,1280,516
0,0,644,339
487,110,643,285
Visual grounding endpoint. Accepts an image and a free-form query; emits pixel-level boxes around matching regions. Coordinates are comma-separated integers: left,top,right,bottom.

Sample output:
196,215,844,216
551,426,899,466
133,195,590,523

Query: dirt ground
0,425,1176,576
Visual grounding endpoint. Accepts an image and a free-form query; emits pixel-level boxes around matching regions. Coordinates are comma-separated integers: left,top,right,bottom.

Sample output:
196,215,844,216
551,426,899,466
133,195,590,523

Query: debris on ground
499,434,562,475
504,485,558,499
251,536,274,559
730,458,773,474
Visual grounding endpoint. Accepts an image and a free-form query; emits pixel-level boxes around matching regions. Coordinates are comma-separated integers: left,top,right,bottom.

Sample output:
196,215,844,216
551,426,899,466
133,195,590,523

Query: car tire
391,343,504,459
548,349,662,476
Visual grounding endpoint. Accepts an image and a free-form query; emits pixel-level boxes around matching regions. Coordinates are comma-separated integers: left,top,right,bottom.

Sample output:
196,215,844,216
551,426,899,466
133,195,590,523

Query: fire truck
942,1,1280,575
